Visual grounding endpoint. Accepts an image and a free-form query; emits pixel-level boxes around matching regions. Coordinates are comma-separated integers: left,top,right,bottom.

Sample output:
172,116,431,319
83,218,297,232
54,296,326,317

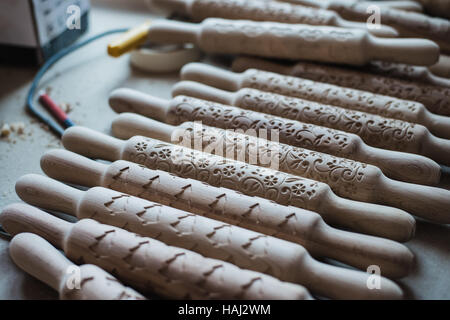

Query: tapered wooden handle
9,233,146,300
40,149,106,188
62,126,123,161
15,174,81,215
0,203,70,248
423,112,450,140
41,148,414,278
9,232,72,292
422,133,450,166
378,177,450,224
109,88,170,122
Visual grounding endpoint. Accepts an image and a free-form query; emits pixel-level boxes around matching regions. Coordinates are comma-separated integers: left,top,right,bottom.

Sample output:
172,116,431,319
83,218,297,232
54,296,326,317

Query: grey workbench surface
0,0,449,300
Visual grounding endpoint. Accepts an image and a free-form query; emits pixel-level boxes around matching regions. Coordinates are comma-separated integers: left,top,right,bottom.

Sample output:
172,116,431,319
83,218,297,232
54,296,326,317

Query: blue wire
26,28,129,137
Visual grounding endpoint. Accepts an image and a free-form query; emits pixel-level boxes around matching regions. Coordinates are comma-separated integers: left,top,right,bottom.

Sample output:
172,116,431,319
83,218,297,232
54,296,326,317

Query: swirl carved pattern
241,69,426,121
235,88,421,153
167,96,360,158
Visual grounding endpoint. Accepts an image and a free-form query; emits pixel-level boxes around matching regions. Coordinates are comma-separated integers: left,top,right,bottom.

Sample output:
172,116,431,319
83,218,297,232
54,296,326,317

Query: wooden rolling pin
16,174,406,298
232,56,450,119
279,0,423,12
9,233,146,300
137,18,439,66
40,148,415,278
60,127,416,242
172,80,450,159
111,113,450,225
362,61,450,88
283,0,450,53
109,86,442,186
1,203,312,300
150,0,398,37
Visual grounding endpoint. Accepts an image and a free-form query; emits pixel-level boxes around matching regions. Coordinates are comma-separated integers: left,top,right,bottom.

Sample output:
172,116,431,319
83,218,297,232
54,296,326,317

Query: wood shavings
1,124,11,137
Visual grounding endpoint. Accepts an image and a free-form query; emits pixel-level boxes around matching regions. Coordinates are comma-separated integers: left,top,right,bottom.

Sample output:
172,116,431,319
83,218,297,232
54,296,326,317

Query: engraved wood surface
1,203,312,300
61,127,416,242
232,57,450,120
172,80,450,162
111,113,450,226
15,174,405,298
40,148,415,279
363,61,450,88
9,233,145,300
146,18,439,66
152,0,397,37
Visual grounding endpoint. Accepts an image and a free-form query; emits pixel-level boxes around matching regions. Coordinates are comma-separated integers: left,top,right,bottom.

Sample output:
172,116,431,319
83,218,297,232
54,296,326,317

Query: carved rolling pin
60,127,416,242
114,18,439,66
9,233,146,300
172,80,450,161
1,203,312,300
109,87,442,186
150,0,398,37
41,148,415,278
362,61,450,88
111,113,450,225
282,0,450,53
16,174,406,298
279,0,423,12
232,57,450,120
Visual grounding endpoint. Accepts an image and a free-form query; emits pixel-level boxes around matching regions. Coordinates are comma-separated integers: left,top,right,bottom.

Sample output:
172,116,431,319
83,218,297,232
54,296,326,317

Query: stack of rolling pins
2,0,450,300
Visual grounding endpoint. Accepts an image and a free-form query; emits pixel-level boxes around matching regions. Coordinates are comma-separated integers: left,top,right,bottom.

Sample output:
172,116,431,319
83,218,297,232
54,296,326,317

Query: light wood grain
9,233,145,300
109,83,442,186
144,18,439,65
111,113,450,225
15,174,405,299
1,203,313,300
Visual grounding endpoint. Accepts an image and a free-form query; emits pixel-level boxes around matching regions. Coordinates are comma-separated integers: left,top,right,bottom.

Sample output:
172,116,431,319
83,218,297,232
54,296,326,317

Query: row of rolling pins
3,0,450,300
3,57,450,299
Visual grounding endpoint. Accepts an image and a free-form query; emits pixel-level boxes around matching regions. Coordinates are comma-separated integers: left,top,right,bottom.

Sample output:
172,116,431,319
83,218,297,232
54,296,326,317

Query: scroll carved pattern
178,124,370,197
120,135,329,211
168,96,359,158
191,0,333,25
84,188,293,278
236,88,421,153
241,69,426,121
288,62,450,116
69,221,304,299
